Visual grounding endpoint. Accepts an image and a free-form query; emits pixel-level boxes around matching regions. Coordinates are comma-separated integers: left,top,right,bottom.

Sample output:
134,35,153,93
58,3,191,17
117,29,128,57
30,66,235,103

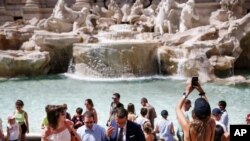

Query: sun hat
8,115,15,120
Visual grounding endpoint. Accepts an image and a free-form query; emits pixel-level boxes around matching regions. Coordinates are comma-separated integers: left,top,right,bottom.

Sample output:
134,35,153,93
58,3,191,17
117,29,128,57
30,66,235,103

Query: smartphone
192,76,198,87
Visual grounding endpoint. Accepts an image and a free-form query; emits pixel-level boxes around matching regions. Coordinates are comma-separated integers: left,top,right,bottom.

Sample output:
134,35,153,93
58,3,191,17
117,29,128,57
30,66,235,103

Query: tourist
106,108,146,141
63,104,71,120
218,100,229,131
154,110,175,141
212,108,226,132
135,108,150,127
77,111,107,141
41,105,50,129
14,99,29,141
107,93,124,126
141,97,157,128
177,99,191,141
7,116,21,141
214,125,230,141
41,105,80,141
143,122,155,141
212,108,230,141
71,107,84,129
0,117,3,141
246,113,250,125
127,103,137,122
84,99,98,123
176,82,216,141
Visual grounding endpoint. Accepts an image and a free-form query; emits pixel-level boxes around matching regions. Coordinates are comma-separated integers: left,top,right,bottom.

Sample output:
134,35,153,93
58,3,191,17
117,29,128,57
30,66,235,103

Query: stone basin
73,41,160,78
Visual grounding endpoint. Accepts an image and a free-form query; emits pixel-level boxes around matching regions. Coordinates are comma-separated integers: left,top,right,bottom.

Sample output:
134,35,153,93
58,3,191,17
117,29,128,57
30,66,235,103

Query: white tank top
47,128,71,141
8,123,20,140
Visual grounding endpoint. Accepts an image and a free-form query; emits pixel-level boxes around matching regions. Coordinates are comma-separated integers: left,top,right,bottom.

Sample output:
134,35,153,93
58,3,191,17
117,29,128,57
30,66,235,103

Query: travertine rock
0,50,50,77
158,13,250,82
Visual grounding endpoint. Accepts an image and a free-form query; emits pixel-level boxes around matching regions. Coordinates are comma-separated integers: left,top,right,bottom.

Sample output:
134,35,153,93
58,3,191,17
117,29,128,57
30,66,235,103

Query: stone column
25,0,41,7
73,0,92,10
0,0,5,13
0,0,13,24
0,0,4,8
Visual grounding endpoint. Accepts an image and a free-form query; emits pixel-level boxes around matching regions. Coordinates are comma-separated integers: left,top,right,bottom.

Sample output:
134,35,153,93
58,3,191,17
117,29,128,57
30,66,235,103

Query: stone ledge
3,132,41,141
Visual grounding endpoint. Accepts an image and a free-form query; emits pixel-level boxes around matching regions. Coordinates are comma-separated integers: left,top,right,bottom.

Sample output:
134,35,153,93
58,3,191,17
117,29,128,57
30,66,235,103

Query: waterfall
67,58,75,73
176,58,186,78
157,48,162,74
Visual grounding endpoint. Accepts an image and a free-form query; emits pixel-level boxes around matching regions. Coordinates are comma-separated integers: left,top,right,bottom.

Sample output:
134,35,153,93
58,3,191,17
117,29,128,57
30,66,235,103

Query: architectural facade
0,0,249,24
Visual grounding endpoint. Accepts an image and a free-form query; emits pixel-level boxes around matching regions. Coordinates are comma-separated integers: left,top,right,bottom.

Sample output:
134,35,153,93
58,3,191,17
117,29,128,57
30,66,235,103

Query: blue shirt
77,124,107,141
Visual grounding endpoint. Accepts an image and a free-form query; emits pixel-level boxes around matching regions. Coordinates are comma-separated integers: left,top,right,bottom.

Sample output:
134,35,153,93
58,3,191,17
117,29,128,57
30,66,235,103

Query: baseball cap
193,98,211,119
212,108,222,116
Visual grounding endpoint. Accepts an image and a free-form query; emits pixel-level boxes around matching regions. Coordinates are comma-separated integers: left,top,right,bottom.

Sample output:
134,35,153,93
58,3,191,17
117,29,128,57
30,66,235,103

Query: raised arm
176,83,193,132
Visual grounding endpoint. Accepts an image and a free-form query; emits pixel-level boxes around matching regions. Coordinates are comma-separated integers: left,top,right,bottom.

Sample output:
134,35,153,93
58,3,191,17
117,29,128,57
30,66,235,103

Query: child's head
15,99,24,111
8,116,16,124
143,121,152,134
140,108,147,117
76,107,83,116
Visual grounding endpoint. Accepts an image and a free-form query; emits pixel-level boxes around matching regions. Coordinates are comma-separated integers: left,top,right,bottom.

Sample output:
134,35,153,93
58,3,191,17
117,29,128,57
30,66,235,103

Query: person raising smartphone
176,81,216,141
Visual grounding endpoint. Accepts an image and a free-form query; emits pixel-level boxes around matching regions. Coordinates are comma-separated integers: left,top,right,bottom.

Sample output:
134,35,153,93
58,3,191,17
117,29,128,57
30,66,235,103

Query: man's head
161,110,168,119
112,93,120,104
246,114,250,125
184,99,191,111
141,97,148,107
76,107,83,115
83,111,95,129
218,100,227,110
212,108,222,121
115,108,128,128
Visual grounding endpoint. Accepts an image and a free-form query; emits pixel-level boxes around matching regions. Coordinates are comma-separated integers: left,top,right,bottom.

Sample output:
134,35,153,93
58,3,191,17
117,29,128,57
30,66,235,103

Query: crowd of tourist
1,81,250,141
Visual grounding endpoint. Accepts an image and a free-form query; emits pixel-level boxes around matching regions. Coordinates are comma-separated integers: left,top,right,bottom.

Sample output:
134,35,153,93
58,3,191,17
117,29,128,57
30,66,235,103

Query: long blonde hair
190,111,210,141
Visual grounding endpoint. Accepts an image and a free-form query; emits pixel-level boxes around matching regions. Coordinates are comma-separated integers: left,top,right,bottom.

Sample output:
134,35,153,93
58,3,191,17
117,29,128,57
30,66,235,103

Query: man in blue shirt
77,111,107,141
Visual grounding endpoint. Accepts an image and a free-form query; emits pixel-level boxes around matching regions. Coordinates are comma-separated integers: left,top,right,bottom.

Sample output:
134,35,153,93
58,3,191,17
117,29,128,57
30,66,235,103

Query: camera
191,76,198,87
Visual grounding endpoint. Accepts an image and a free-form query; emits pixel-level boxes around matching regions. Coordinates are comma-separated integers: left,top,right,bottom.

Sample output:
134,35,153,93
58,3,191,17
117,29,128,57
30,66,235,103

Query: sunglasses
61,111,66,115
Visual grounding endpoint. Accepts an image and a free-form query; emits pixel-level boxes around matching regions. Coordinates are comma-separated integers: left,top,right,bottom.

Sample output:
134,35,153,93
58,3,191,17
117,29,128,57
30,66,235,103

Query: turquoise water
0,74,250,133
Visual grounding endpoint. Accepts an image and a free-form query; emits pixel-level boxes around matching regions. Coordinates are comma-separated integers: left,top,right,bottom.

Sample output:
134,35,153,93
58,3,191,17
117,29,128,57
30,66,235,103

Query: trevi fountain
0,0,250,138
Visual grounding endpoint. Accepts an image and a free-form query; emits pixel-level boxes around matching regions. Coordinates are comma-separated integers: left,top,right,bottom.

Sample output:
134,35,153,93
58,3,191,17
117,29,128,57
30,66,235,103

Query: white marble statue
179,0,199,32
220,0,245,20
154,0,178,34
72,7,89,32
37,0,80,32
108,0,123,23
128,0,144,23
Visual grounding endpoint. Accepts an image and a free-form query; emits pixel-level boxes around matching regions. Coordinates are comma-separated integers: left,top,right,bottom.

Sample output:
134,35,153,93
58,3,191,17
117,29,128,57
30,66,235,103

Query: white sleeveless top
8,123,20,140
47,128,71,141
